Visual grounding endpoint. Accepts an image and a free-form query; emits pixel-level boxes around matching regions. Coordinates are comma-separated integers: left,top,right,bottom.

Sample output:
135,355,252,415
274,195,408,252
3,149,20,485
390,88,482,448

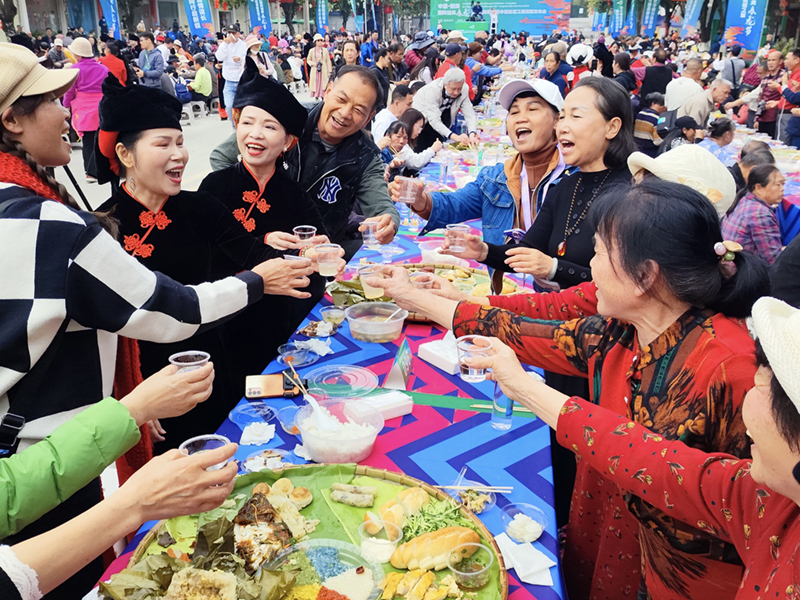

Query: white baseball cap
497,78,563,112
752,296,800,413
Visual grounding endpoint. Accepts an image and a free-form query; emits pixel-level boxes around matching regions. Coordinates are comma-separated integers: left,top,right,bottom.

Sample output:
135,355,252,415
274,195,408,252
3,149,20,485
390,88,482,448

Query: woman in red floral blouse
373,180,770,600
468,294,800,600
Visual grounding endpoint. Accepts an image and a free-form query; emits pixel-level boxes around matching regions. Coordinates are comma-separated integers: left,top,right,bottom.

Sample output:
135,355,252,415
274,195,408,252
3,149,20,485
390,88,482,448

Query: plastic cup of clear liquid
179,434,231,471
358,265,385,299
293,225,317,241
446,224,470,253
456,335,492,383
361,221,380,249
169,351,210,373
395,176,419,205
314,243,342,278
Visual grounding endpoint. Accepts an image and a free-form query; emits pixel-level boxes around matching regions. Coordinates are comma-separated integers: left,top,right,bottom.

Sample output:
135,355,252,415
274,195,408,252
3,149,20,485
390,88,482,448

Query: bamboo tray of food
327,263,522,323
110,464,508,600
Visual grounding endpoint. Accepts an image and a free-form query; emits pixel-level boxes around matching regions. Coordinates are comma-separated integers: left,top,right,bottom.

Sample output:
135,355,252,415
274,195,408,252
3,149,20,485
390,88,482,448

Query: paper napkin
239,422,276,446
295,338,333,356
494,532,557,586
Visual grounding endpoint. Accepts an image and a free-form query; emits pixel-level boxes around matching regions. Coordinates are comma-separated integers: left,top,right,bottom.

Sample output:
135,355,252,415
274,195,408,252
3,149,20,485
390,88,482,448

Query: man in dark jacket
638,48,673,98
209,65,399,258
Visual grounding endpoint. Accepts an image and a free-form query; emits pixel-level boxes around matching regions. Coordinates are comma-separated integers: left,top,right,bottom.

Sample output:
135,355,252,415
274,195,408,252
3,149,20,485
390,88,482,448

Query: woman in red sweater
373,180,770,600
100,41,127,85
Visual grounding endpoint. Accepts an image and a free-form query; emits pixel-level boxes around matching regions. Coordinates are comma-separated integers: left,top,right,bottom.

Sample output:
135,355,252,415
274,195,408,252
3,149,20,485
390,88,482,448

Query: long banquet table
96,217,566,600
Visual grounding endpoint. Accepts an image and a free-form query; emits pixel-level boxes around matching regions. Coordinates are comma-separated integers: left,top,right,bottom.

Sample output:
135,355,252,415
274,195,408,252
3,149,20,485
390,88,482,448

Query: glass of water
456,335,492,382
361,221,380,249
446,224,470,253
395,176,420,205
179,434,231,471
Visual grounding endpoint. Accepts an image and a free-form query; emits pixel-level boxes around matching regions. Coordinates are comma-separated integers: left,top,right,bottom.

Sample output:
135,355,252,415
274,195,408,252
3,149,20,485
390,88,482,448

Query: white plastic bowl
295,399,385,463
344,302,408,343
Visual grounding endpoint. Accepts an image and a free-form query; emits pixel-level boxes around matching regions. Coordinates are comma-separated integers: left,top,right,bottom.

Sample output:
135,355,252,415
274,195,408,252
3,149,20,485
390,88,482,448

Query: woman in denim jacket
390,78,565,248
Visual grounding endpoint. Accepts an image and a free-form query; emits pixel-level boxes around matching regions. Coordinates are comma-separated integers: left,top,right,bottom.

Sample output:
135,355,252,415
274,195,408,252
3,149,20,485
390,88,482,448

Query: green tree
281,0,301,35
393,0,429,18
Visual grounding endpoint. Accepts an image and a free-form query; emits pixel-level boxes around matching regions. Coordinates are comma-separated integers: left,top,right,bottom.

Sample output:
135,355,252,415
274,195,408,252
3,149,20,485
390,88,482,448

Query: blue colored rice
307,547,348,580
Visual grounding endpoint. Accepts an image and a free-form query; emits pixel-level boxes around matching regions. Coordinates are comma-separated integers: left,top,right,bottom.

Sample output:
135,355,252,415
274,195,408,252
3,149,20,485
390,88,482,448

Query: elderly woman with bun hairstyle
0,42,304,597
371,179,770,600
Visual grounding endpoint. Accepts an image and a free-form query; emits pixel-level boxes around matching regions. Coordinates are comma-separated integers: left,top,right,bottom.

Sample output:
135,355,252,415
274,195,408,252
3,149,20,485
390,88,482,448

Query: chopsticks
439,485,514,493
469,403,533,413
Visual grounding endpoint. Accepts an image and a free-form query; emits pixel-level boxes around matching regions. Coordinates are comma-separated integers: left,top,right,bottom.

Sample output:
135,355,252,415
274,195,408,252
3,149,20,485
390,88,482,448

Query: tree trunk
282,2,296,35
698,0,720,42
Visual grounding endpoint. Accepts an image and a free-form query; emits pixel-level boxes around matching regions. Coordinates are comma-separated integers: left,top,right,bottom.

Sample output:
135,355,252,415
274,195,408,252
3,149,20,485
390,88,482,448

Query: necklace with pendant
557,170,611,257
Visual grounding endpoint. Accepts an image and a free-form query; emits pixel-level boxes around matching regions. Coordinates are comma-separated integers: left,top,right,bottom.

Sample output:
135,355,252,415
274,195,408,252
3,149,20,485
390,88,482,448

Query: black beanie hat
232,56,307,138
95,74,182,182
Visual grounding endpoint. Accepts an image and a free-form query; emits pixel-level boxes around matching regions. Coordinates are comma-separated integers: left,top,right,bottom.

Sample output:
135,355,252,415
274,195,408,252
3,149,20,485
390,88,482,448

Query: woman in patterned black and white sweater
0,43,313,598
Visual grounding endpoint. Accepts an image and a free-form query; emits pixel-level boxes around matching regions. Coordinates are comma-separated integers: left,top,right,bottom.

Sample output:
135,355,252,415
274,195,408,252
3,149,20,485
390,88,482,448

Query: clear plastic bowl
500,502,548,543
344,302,408,343
295,399,385,463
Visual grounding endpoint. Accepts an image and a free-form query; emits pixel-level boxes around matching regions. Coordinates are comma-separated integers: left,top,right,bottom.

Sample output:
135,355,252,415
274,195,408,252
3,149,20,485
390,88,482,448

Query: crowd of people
3,13,800,600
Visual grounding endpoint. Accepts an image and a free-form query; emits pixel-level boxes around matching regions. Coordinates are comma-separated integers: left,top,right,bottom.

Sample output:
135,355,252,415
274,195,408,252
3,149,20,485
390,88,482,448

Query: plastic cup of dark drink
169,351,210,373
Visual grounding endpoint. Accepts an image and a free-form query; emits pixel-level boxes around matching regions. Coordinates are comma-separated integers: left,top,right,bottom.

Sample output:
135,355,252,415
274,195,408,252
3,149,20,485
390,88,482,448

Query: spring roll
331,490,375,507
332,483,379,497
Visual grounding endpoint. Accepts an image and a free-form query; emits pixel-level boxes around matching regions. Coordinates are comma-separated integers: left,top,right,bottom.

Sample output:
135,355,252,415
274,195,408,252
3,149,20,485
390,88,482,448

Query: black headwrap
95,74,182,183
232,56,307,138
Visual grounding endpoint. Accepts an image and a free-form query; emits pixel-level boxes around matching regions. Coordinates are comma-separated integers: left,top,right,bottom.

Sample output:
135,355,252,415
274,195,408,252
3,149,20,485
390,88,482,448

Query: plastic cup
358,265,385,299
456,335,492,383
293,225,317,240
409,271,435,289
358,519,402,564
446,542,494,590
395,176,419,205
179,434,231,471
277,405,301,435
169,350,210,373
314,243,342,278
320,306,346,325
446,224,470,253
361,221,380,249
284,254,312,263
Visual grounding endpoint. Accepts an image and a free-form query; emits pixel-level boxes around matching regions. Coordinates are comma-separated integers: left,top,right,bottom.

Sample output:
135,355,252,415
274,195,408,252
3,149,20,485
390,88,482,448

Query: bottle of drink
491,383,513,431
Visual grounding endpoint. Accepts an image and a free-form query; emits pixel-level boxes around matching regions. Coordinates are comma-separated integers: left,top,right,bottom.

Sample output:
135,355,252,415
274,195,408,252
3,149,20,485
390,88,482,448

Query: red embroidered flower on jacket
256,199,270,213
243,218,256,232
242,190,259,204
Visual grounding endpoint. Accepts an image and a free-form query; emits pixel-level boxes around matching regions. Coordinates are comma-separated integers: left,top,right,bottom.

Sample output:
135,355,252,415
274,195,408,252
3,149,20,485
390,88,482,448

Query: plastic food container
446,542,494,590
500,502,548,543
295,400,385,463
344,302,408,343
